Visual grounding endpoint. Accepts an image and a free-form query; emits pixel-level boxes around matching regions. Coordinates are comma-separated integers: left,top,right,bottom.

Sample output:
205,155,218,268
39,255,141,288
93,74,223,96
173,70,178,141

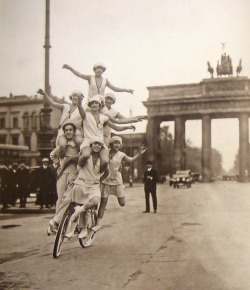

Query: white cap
93,62,106,71
42,158,49,162
105,92,116,104
88,95,102,106
110,136,122,146
90,136,104,146
70,90,83,96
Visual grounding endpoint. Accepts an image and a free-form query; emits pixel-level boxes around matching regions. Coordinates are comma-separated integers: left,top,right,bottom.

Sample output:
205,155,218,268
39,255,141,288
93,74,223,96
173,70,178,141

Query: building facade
0,94,62,166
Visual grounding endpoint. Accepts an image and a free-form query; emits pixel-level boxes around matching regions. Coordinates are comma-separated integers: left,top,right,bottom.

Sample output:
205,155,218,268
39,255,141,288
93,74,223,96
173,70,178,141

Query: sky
1,0,250,171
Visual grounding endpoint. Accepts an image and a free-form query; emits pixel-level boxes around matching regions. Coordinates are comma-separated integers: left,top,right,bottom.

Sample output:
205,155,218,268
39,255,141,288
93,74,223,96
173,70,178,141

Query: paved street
1,182,250,290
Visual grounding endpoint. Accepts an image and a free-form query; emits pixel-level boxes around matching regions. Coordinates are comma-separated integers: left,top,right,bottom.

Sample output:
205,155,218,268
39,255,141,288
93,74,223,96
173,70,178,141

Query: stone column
18,133,24,146
239,114,249,182
146,117,161,172
202,114,211,182
30,132,37,152
174,116,185,171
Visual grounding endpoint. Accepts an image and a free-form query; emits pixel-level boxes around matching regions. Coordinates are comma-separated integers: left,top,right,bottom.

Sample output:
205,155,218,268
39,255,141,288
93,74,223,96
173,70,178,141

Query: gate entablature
143,77,250,120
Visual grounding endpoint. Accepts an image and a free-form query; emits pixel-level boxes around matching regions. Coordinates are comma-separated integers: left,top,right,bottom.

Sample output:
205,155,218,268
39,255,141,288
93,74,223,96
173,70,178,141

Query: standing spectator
36,158,52,209
143,161,158,213
8,163,19,206
1,165,11,209
16,160,30,208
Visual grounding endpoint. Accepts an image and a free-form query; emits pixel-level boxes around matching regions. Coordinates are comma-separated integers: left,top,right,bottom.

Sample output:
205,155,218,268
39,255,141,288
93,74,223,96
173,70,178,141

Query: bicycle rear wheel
79,209,98,248
53,213,70,258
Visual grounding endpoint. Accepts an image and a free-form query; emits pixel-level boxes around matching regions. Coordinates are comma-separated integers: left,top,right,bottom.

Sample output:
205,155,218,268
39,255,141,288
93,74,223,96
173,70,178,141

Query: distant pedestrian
16,160,30,208
1,165,11,209
7,163,19,206
143,161,158,213
36,158,52,209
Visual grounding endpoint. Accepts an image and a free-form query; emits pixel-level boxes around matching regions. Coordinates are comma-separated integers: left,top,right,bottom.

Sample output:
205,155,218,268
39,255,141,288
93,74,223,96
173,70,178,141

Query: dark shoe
154,210,157,213
143,210,150,213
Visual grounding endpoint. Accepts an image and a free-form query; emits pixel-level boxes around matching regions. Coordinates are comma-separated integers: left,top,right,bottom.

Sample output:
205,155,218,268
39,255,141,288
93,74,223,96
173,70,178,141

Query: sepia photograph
0,0,250,289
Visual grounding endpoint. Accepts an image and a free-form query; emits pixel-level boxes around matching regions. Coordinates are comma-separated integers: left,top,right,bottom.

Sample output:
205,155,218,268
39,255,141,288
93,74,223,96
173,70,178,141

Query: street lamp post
129,108,133,187
38,0,55,158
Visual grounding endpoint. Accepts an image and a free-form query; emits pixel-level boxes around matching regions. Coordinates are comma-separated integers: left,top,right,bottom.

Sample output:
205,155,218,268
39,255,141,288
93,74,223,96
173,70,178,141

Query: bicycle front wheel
53,213,70,258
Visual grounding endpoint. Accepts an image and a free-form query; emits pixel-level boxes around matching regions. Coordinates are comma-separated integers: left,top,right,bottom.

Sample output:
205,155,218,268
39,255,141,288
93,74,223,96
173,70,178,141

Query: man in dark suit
16,160,30,208
143,161,158,213
36,158,52,209
7,163,19,206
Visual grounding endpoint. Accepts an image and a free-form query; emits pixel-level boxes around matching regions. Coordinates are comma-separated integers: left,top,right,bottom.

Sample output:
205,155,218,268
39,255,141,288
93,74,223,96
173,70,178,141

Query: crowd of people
35,62,148,238
0,159,57,209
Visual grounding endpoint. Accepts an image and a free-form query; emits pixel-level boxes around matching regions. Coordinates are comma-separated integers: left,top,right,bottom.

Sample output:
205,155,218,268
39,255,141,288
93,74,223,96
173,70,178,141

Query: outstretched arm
62,64,91,81
106,80,134,94
77,95,86,119
116,113,147,120
37,89,64,110
107,115,141,124
123,145,148,163
106,120,135,132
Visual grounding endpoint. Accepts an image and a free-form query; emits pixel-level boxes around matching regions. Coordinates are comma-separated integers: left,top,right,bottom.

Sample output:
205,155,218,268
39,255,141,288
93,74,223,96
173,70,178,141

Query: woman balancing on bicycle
92,136,147,232
65,136,109,239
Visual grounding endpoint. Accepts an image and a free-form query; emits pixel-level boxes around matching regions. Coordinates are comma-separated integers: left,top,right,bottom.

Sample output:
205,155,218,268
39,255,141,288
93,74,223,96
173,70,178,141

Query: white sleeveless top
56,104,82,141
83,111,109,140
74,155,101,185
102,151,126,185
88,76,107,98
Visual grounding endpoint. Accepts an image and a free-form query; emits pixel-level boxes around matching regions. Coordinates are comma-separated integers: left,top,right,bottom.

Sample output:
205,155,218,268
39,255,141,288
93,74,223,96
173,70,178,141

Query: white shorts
101,183,125,199
72,183,101,205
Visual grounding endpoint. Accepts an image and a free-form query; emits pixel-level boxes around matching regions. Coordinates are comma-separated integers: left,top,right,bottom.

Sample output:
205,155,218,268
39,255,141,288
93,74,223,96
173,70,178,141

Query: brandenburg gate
143,57,250,182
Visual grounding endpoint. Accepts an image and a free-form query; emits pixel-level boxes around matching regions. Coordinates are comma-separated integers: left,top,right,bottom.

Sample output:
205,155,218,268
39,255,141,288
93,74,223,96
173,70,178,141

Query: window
0,135,6,144
23,113,29,129
0,118,5,129
12,135,18,145
13,117,18,128
31,112,37,129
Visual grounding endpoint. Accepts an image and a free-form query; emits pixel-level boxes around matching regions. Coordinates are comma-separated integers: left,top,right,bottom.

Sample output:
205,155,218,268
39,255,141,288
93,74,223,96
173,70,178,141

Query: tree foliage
159,127,225,176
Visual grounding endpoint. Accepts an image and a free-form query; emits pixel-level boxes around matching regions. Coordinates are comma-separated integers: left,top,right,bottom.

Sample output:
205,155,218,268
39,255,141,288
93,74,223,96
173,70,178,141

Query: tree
159,126,175,175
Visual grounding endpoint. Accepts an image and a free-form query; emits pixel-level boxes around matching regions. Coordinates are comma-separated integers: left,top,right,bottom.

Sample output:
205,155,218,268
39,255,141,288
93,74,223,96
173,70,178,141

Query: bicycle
53,201,98,259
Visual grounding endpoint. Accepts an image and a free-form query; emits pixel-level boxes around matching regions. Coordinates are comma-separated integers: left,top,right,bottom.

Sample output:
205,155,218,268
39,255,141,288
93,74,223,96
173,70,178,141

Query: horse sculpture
207,61,214,78
236,59,242,77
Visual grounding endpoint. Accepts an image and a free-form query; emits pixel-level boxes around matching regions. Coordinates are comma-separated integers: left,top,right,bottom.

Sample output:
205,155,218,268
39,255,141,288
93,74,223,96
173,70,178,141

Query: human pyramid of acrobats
37,62,147,240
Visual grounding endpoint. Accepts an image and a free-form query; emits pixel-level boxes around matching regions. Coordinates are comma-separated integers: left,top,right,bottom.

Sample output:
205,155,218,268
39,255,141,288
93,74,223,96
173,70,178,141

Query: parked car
170,170,192,188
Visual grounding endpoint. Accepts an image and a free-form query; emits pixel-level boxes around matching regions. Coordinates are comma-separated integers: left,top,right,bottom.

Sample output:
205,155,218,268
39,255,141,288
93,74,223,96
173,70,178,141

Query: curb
1,207,55,214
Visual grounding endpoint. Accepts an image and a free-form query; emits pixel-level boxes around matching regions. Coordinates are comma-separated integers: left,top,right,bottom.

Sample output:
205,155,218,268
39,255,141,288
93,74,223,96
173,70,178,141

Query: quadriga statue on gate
216,53,233,77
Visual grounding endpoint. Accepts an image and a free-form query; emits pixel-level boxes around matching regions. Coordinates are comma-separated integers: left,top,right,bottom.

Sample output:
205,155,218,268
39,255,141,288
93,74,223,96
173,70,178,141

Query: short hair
62,122,76,132
146,161,153,165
